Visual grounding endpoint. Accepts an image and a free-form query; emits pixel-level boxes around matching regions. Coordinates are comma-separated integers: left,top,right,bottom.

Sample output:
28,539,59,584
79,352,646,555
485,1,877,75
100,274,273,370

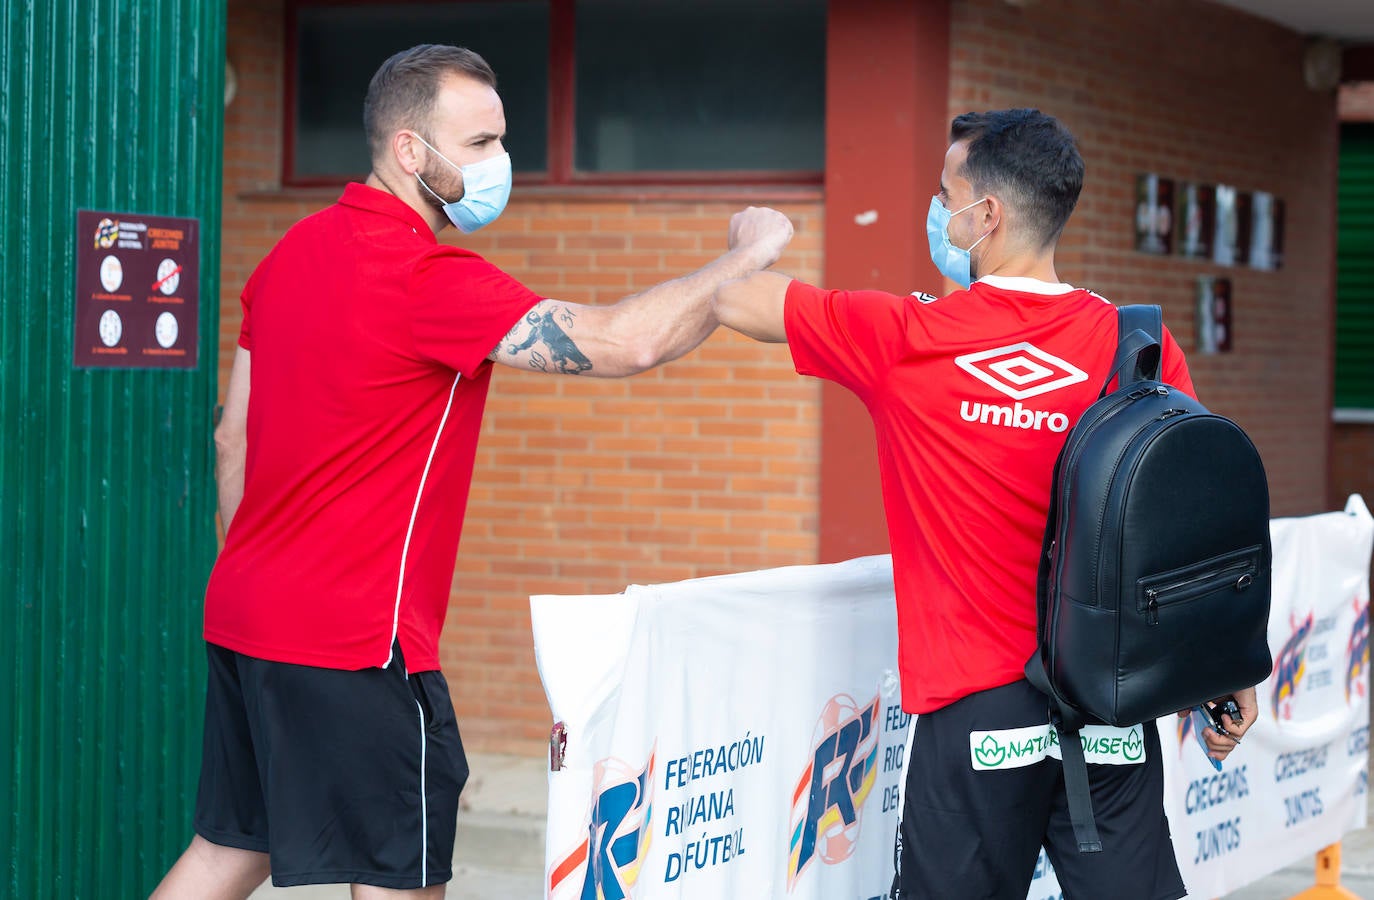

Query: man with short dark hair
152,43,792,899
713,108,1257,900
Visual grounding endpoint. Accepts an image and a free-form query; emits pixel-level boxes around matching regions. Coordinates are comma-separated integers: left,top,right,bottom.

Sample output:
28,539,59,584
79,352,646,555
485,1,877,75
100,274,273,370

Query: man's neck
366,170,448,235
979,252,1059,285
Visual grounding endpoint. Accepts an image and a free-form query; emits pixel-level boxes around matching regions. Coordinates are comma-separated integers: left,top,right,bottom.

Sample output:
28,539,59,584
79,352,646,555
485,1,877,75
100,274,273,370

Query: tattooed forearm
491,304,593,374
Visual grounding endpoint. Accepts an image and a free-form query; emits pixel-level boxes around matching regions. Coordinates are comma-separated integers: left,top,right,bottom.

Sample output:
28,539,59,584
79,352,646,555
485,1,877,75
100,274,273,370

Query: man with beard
152,44,792,899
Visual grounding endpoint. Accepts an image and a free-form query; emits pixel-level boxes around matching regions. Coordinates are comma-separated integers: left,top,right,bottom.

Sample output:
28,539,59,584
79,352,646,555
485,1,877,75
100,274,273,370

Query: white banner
1161,493,1373,898
534,497,1373,900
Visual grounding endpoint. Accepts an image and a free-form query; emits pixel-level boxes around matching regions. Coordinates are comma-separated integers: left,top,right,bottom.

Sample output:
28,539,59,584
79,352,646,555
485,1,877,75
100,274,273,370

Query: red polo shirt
785,275,1194,713
203,183,542,671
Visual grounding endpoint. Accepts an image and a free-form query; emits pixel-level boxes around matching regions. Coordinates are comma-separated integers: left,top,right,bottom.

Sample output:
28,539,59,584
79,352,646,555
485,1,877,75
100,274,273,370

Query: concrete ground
249,754,544,900
1223,815,1374,900
250,752,1374,900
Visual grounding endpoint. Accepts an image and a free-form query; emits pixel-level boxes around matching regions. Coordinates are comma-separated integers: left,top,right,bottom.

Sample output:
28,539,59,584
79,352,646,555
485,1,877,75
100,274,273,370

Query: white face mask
411,133,512,233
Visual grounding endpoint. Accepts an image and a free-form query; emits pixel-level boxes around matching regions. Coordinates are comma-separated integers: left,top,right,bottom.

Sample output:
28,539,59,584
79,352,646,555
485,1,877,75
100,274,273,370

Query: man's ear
980,194,1004,234
393,130,422,176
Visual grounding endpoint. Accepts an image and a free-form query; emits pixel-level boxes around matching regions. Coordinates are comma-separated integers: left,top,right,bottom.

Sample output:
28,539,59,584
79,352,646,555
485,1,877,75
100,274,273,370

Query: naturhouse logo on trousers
955,342,1087,432
968,724,1146,770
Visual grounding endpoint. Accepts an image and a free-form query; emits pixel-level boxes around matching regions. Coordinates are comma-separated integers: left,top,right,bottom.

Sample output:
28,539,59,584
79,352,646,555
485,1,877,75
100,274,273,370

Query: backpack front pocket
1137,545,1263,626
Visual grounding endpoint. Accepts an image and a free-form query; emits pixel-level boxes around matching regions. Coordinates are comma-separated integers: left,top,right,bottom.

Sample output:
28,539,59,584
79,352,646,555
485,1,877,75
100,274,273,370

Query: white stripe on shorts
416,697,429,887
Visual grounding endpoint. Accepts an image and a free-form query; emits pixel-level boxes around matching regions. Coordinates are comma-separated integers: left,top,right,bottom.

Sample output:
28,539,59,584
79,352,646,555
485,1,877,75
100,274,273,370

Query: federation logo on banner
1178,713,1199,758
1347,594,1370,704
1272,611,1315,720
786,694,881,892
94,217,119,249
548,748,656,900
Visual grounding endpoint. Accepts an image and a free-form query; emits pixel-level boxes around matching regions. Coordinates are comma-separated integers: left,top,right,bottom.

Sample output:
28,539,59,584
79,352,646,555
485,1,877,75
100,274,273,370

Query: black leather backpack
1024,304,1272,852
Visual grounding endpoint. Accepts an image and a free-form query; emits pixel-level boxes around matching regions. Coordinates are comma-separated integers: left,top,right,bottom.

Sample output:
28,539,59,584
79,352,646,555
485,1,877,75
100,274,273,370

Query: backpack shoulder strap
1024,659,1102,852
1100,304,1163,394
1055,719,1104,853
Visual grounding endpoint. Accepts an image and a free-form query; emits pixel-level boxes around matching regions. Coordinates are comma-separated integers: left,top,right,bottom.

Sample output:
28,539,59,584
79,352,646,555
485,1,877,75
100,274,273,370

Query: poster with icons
74,209,199,369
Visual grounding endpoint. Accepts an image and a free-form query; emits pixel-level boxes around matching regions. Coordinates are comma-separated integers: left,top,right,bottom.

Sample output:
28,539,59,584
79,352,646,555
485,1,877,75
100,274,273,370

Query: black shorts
193,641,469,889
890,679,1185,900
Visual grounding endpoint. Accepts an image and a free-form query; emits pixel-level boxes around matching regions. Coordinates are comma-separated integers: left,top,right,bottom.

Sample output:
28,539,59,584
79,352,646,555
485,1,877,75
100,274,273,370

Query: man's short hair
363,44,497,162
949,109,1084,250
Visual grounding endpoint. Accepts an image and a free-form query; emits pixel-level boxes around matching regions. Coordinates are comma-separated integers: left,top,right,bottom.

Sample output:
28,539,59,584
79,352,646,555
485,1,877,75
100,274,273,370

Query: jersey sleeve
1161,325,1197,399
783,279,910,397
408,247,545,378
236,260,263,352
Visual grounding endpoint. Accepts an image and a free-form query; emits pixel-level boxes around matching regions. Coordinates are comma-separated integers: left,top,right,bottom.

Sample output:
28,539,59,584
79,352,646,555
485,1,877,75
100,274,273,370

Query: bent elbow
631,345,662,375
598,328,660,377
613,306,674,376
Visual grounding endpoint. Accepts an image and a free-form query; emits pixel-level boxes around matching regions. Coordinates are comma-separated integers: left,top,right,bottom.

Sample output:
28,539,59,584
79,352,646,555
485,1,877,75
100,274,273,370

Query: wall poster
74,209,199,369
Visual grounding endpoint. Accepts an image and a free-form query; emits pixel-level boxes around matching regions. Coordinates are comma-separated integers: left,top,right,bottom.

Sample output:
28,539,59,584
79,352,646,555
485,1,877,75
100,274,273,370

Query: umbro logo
954,342,1088,400
955,342,1085,432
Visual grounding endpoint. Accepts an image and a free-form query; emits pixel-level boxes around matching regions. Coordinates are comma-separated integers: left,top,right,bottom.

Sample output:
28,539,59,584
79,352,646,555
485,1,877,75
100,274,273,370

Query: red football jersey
785,275,1195,713
203,184,542,671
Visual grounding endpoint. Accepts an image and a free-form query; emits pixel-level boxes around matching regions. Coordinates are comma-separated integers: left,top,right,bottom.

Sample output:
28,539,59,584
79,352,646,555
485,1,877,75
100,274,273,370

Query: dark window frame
283,0,825,189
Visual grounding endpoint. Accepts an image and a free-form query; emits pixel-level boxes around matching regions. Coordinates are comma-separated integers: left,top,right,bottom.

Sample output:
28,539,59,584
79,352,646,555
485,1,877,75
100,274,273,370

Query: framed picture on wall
1247,191,1285,270
1196,276,1233,354
1135,174,1174,254
1233,191,1253,268
1213,185,1237,265
1176,182,1215,260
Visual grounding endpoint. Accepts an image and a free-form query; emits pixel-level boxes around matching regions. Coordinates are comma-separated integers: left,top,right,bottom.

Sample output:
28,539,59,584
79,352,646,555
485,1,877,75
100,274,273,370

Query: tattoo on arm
490,304,593,374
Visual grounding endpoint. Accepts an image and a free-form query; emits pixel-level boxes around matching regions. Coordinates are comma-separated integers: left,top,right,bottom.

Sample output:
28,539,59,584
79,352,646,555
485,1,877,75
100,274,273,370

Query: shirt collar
339,182,435,240
975,274,1077,295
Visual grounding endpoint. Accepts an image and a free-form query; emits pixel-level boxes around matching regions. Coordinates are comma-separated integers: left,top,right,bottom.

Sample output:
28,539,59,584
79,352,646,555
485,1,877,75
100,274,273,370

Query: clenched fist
728,206,794,270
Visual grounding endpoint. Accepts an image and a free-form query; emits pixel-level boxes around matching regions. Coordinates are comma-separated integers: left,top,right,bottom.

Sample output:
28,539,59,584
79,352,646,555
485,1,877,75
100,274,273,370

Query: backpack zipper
1143,559,1257,625
1045,386,1155,666
1053,391,1143,570
1064,386,1171,607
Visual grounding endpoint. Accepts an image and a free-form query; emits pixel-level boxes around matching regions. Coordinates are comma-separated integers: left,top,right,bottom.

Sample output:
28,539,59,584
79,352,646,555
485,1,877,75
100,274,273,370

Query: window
285,0,825,187
572,0,824,175
290,2,549,180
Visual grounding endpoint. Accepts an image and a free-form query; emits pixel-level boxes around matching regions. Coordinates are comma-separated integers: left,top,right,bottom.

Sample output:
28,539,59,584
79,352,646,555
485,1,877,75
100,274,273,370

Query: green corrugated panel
1337,123,1374,410
1,0,224,896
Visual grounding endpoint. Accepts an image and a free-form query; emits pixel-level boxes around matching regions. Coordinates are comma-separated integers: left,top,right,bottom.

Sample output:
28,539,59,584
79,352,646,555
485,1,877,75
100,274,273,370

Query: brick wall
222,0,822,754
949,0,1338,518
1332,425,1374,511
1331,423,1374,595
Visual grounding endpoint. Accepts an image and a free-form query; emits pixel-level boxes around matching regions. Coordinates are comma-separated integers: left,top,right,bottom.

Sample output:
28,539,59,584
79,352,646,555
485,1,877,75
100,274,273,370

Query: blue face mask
926,195,993,289
412,133,512,233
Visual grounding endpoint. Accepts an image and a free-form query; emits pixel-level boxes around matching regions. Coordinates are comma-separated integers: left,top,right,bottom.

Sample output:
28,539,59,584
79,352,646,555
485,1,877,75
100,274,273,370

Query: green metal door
1338,123,1374,412
1,1,225,896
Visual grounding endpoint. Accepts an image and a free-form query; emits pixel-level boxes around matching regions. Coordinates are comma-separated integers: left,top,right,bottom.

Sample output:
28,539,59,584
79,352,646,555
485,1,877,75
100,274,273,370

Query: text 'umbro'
959,400,1069,432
